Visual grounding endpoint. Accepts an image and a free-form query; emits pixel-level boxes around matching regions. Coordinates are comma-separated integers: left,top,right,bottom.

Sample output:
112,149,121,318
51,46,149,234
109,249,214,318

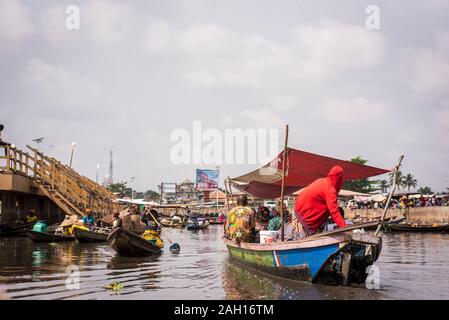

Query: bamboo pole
279,124,289,241
227,177,235,208
374,155,404,236
224,177,231,212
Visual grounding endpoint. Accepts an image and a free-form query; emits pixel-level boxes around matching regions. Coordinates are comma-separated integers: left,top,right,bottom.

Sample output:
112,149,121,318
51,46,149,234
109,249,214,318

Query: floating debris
104,281,123,294
170,243,181,254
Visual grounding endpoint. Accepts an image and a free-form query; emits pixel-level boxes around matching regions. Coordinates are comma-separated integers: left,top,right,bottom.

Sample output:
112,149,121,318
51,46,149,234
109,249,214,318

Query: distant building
176,178,201,203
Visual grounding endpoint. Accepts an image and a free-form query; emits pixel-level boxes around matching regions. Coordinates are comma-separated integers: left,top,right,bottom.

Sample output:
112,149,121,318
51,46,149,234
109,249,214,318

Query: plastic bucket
32,221,48,233
259,230,278,243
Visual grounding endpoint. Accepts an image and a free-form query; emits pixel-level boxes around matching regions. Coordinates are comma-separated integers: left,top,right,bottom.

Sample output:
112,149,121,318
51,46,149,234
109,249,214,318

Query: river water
1,225,448,300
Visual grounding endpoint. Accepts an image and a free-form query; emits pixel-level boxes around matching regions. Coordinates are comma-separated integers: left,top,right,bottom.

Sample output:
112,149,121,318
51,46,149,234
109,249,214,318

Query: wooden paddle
374,155,404,236
307,220,381,239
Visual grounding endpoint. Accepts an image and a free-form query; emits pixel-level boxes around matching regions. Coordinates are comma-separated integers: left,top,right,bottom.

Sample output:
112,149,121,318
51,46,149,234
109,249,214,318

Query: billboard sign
196,169,219,191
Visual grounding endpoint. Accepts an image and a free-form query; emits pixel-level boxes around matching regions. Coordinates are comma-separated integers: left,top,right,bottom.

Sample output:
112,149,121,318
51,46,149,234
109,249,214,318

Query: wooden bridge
0,144,117,219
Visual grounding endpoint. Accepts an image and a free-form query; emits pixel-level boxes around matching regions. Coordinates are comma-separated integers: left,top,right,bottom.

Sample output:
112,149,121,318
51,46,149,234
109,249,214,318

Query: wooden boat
73,226,110,243
353,215,406,231
0,222,35,237
160,221,185,228
107,227,163,257
224,231,381,286
26,230,75,243
208,218,224,225
160,218,185,228
186,217,209,230
389,222,449,232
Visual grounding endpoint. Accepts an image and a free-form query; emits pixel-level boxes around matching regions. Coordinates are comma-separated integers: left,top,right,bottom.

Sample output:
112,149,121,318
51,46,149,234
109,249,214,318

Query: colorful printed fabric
267,217,281,231
225,206,254,242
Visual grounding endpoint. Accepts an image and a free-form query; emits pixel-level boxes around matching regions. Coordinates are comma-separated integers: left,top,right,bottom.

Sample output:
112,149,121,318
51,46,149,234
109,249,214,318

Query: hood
327,166,344,193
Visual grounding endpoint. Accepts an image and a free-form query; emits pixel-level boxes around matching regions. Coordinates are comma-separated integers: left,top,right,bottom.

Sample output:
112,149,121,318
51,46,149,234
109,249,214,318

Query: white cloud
401,47,449,97
144,20,170,52
434,105,449,132
240,109,285,129
0,0,33,46
82,0,132,46
24,59,107,115
179,24,232,55
293,21,387,70
321,97,387,124
176,21,387,90
268,95,298,111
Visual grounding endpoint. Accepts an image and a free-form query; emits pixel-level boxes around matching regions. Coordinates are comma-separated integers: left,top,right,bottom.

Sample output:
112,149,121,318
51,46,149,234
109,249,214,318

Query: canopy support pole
279,124,289,242
224,177,232,212
374,155,404,236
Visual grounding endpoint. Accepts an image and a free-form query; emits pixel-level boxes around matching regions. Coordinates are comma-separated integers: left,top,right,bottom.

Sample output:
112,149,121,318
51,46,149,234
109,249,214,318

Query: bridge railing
0,144,117,217
0,144,35,176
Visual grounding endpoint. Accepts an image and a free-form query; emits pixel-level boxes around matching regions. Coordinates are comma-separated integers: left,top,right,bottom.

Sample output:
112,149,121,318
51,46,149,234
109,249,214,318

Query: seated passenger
255,207,270,231
25,209,39,224
81,209,95,228
225,195,255,243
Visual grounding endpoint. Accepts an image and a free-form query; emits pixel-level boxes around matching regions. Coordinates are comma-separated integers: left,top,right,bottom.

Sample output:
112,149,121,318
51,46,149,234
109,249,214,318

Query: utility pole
69,142,76,168
96,164,100,184
32,137,44,152
109,150,113,186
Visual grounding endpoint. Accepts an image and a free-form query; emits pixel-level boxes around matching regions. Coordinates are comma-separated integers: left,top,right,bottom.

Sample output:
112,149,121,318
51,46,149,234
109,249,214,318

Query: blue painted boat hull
224,233,381,286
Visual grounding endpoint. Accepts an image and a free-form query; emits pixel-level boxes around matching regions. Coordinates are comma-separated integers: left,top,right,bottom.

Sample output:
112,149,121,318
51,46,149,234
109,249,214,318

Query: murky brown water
1,225,449,300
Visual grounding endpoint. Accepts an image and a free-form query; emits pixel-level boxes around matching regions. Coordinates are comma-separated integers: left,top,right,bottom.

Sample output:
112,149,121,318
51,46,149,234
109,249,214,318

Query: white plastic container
259,230,278,243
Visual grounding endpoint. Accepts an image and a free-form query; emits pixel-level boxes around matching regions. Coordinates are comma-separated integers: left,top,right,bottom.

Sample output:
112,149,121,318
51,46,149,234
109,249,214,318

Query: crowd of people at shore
347,194,448,210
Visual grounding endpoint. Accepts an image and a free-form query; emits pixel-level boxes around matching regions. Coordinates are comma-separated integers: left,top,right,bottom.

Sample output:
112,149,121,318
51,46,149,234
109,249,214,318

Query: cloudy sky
1,0,448,192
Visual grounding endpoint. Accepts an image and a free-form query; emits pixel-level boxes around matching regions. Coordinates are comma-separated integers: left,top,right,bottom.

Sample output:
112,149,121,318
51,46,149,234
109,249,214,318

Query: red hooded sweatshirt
294,166,347,234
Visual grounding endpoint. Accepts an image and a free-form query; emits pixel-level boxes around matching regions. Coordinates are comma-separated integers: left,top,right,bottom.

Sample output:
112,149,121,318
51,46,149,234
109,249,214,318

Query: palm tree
108,181,127,193
389,170,404,190
378,179,390,193
403,174,417,191
418,186,433,195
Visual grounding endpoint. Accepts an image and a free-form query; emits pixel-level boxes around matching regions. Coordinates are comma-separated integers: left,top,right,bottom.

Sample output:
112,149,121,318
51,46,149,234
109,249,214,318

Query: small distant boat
354,215,406,231
107,227,163,257
186,217,209,230
26,230,75,243
160,216,185,228
0,222,35,237
208,218,224,225
389,222,449,232
73,226,110,243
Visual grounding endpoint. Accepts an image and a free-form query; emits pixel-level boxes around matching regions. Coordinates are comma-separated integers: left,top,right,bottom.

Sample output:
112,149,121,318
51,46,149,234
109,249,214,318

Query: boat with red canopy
230,147,390,199
223,126,401,286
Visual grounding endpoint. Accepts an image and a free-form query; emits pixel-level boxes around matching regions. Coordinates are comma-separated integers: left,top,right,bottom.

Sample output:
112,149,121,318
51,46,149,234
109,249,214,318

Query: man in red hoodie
293,166,347,236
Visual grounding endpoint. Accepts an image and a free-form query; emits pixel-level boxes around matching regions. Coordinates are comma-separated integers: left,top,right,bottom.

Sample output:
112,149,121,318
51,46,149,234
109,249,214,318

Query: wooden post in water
279,125,289,242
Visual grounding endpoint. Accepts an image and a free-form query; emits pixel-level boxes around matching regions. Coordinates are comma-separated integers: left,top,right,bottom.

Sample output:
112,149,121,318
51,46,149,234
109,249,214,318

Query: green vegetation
105,281,123,294
418,186,433,194
108,181,127,193
343,156,378,193
377,179,390,193
344,157,418,194
145,190,160,200
403,174,417,191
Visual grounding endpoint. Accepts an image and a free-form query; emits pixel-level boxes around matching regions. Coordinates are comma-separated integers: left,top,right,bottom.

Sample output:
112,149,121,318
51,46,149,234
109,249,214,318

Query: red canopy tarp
231,148,391,199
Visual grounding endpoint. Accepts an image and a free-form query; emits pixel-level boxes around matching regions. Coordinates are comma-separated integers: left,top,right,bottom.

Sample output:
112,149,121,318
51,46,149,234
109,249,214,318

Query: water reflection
1,228,449,299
